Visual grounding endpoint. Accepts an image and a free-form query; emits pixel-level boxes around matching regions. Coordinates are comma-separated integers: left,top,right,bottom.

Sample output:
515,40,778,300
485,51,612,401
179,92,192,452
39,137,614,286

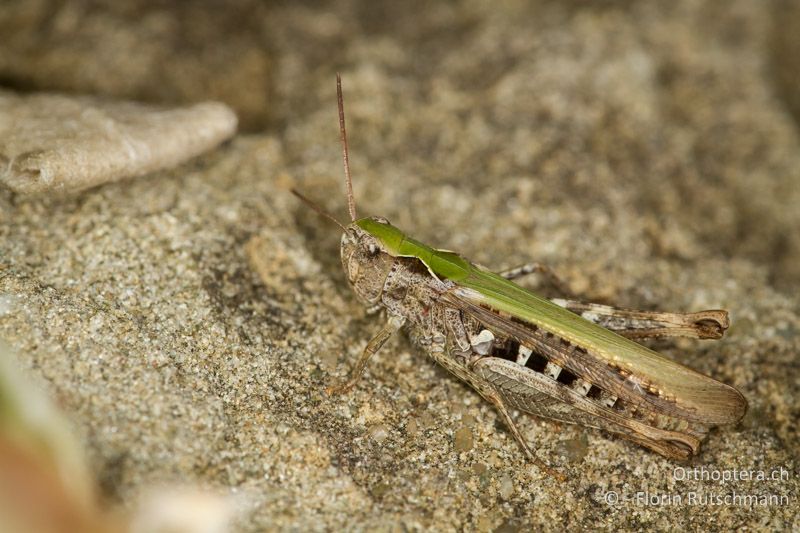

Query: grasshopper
293,75,747,478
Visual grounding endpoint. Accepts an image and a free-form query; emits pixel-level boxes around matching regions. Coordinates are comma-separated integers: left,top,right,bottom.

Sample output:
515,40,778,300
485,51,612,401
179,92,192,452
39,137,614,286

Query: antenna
337,73,357,221
291,189,348,232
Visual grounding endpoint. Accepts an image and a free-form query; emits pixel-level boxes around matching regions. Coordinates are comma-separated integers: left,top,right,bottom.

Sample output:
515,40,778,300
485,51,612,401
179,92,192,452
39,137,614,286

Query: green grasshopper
293,75,747,478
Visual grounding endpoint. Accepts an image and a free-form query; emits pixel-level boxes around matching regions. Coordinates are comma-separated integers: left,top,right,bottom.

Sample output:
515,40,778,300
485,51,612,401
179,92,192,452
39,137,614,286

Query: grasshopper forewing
291,75,747,478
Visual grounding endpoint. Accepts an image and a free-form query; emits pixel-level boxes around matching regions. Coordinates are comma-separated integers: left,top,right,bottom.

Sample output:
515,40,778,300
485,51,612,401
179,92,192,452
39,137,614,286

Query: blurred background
0,0,800,282
4,0,798,282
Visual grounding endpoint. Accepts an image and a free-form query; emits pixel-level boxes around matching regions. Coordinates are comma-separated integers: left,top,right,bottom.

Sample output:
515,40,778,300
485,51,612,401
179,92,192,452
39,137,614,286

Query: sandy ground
0,1,798,530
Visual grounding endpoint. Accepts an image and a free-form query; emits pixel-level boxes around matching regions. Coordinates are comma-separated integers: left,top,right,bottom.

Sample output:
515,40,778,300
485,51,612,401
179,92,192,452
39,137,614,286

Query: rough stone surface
0,1,798,531
0,91,237,194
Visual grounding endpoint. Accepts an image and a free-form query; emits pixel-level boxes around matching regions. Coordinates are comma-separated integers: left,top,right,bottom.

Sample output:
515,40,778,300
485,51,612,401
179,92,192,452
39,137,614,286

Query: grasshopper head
319,75,410,305
340,216,401,305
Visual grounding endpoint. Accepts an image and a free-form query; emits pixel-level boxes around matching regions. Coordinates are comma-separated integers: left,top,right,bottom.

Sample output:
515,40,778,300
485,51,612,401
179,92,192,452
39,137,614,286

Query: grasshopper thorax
341,216,401,305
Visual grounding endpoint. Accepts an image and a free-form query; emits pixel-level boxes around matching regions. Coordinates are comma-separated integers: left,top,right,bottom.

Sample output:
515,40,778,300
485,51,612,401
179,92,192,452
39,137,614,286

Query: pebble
453,427,473,453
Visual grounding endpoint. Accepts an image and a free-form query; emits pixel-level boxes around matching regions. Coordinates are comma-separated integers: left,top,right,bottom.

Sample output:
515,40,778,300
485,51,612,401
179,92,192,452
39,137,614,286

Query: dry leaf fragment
0,91,237,194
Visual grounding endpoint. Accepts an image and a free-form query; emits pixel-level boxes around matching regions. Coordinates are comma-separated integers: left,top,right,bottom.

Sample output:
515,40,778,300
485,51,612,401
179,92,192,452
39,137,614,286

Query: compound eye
367,243,378,256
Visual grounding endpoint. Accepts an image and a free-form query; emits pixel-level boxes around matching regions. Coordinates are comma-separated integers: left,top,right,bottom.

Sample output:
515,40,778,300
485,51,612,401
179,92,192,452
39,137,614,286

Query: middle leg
498,262,571,296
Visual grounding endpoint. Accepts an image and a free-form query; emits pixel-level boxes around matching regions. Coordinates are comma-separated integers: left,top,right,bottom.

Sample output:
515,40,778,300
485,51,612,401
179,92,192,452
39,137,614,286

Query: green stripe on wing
454,266,746,425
